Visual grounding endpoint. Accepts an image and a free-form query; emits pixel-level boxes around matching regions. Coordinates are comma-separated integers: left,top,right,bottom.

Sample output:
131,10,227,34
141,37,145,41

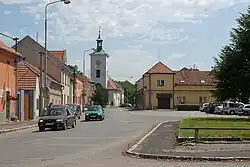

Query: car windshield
42,108,65,116
87,106,99,111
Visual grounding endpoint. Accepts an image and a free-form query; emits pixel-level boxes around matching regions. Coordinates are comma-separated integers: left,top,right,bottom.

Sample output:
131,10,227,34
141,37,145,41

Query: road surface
0,108,248,167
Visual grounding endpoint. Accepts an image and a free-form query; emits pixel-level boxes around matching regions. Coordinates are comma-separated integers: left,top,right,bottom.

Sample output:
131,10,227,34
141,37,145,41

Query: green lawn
179,117,250,138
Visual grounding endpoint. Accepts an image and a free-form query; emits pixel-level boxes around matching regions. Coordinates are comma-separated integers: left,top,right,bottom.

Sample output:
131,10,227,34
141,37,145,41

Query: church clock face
96,60,101,66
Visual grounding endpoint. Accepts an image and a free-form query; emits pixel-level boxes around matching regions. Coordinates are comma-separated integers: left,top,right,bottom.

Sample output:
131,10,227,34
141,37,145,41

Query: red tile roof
18,63,37,89
77,75,91,90
107,77,118,90
49,50,65,62
175,68,213,86
0,40,22,57
146,61,174,74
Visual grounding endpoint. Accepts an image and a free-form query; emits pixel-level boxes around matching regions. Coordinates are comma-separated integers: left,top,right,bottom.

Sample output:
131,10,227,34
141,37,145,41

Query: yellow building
135,62,215,110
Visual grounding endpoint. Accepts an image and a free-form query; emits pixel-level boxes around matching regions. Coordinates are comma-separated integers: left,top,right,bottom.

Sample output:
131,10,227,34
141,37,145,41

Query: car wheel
39,127,45,131
72,121,76,128
78,116,80,119
230,110,235,115
62,121,67,130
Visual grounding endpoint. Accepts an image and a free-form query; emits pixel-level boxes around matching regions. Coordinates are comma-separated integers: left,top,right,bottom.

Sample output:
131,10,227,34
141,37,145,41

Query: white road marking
127,121,169,152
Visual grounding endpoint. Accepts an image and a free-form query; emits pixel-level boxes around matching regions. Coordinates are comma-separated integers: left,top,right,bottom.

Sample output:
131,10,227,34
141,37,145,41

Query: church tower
90,28,109,88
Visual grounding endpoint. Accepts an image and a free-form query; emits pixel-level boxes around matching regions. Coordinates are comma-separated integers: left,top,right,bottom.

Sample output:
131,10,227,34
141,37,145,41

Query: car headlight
98,113,102,115
85,113,89,115
39,119,44,122
56,119,63,122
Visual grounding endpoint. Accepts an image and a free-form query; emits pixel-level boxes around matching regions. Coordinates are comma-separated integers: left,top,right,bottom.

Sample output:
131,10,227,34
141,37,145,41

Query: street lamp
82,48,95,110
44,0,71,106
83,48,95,76
0,32,20,120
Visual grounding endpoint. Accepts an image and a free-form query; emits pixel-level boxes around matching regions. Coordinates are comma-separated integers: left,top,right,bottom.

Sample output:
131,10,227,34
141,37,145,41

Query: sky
0,0,249,83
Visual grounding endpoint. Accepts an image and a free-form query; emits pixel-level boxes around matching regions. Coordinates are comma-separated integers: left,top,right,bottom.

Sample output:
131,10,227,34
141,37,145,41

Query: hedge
175,104,200,111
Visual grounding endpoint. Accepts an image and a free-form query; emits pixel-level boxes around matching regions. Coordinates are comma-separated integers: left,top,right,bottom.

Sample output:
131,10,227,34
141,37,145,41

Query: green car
85,105,104,121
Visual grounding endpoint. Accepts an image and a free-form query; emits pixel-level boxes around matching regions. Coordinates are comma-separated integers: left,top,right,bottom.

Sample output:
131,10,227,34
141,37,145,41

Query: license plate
45,123,54,125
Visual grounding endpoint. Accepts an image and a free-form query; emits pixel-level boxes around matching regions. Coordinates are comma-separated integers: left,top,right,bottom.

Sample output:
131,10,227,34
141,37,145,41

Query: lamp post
44,0,71,107
0,32,19,120
83,48,95,75
82,48,95,110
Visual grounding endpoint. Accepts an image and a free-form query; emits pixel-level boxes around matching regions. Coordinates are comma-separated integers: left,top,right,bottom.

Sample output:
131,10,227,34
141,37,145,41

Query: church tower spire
96,27,103,52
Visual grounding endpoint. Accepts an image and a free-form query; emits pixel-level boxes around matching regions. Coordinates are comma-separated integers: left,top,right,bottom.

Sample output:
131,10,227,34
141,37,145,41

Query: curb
0,124,37,134
125,121,250,162
127,121,169,152
125,150,250,161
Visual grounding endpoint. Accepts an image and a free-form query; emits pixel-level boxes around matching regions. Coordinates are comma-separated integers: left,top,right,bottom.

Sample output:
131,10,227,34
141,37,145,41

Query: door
158,97,170,109
24,94,30,120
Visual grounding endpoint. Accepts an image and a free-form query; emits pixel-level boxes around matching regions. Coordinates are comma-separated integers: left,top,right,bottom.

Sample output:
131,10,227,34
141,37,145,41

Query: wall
174,85,215,105
108,90,121,107
34,77,40,118
0,51,16,122
136,78,143,91
138,73,214,109
75,78,83,105
49,83,61,105
61,72,70,104
90,55,107,88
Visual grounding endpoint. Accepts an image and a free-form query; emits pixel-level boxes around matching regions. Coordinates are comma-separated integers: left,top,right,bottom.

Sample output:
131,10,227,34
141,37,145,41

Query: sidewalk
126,121,250,161
0,120,38,134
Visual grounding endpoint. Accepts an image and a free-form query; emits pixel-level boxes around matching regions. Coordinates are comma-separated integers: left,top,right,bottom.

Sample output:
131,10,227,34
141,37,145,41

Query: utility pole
73,66,76,103
39,52,44,116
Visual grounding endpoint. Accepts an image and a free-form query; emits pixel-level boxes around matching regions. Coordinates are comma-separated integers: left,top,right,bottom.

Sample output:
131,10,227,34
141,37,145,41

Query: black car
38,106,76,131
66,104,82,119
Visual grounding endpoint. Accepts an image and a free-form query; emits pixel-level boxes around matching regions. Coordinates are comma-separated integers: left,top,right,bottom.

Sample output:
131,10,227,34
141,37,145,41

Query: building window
157,80,164,87
96,70,100,78
177,96,186,104
199,96,207,104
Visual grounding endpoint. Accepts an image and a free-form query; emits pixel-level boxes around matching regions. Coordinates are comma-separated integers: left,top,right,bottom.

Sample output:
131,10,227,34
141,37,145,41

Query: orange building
0,41,22,122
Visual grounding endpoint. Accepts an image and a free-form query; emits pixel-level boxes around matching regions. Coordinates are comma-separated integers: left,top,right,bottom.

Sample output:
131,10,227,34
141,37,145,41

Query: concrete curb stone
125,149,250,161
125,120,250,162
0,124,38,134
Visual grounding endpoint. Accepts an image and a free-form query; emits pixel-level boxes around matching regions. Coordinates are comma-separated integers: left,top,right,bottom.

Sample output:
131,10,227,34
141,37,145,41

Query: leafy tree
212,7,250,103
67,65,83,75
92,83,109,107
116,80,136,104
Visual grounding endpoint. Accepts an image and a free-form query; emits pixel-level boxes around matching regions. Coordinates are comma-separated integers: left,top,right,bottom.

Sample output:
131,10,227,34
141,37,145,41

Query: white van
222,101,244,115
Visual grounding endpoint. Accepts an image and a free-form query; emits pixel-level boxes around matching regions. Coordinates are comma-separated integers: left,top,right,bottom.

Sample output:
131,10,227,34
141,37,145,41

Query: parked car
85,105,104,121
239,104,250,115
199,103,209,112
222,101,244,115
204,102,218,114
38,106,76,131
66,104,82,119
214,104,223,114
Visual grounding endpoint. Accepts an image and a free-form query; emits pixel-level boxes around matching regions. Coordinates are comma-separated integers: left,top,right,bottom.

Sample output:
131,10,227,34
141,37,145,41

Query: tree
116,80,136,104
92,83,109,107
212,7,250,103
67,65,83,75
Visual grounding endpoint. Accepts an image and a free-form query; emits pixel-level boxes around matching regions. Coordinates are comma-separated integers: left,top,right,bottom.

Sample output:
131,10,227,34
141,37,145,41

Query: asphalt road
0,108,249,167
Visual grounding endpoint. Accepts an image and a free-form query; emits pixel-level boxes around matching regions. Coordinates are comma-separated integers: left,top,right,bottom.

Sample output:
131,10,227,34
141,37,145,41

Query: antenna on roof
36,32,38,42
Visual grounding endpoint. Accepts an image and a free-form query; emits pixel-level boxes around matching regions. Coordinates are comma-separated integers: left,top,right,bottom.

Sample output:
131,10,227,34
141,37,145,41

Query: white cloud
4,10,12,15
14,0,249,43
106,49,157,82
